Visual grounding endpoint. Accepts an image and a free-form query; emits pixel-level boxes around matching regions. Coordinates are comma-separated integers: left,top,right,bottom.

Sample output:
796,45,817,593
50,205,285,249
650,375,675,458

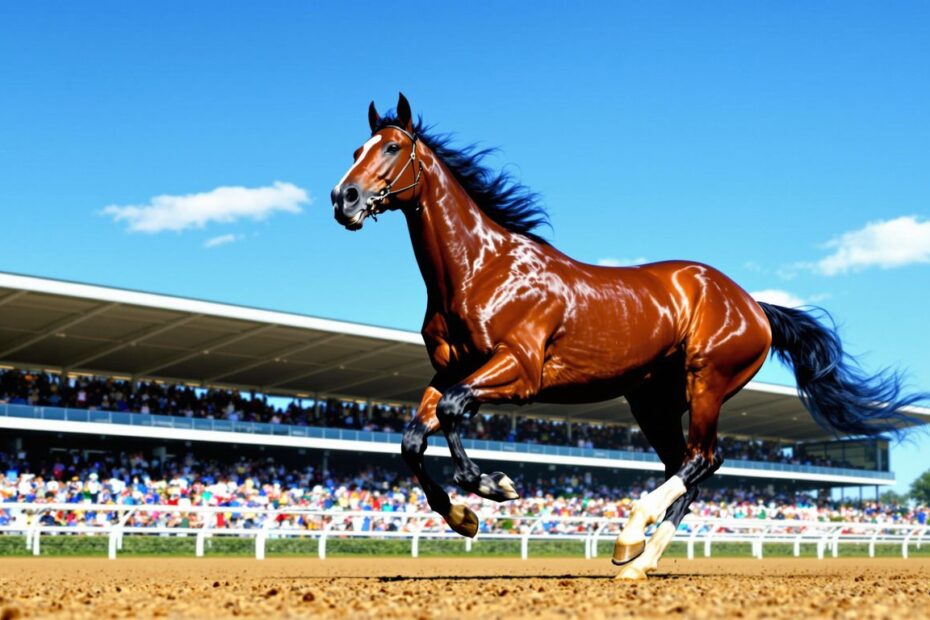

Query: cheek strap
365,127,423,219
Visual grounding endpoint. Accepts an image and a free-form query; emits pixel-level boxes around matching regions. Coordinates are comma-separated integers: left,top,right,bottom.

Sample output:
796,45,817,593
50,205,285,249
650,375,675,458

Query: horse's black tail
759,302,927,437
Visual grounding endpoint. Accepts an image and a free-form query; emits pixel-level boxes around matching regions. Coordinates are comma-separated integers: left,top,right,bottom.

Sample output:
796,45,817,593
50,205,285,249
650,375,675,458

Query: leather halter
364,125,424,219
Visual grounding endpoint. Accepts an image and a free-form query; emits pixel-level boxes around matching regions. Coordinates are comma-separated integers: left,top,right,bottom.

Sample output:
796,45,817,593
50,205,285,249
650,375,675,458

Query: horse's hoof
477,472,520,502
446,504,479,538
615,565,647,580
611,539,646,565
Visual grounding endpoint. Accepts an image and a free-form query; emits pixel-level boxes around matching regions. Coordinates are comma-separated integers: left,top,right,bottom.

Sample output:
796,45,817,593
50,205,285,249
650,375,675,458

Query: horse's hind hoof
445,504,479,538
615,565,647,580
477,472,520,502
611,539,646,565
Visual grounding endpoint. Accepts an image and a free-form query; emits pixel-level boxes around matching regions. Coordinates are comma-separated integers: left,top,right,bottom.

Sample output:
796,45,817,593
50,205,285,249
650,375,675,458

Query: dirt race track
1,557,930,619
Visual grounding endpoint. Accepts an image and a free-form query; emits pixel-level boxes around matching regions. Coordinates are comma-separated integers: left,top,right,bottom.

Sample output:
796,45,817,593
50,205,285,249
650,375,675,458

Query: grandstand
2,269,929,507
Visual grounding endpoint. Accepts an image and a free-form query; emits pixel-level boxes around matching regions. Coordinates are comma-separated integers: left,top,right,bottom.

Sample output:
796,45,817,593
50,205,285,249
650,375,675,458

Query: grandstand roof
2,271,927,442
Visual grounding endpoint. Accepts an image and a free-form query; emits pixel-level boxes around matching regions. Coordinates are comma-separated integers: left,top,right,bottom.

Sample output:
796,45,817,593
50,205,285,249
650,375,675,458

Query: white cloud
102,181,309,233
816,216,930,275
598,257,648,267
203,233,240,249
750,289,805,308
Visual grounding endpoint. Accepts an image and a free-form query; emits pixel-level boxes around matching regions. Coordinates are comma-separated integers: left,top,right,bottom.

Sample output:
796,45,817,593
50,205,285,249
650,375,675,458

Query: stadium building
2,271,927,502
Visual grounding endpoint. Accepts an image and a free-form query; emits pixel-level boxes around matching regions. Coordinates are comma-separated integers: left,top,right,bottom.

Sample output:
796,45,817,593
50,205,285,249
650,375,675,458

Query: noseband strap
364,126,423,219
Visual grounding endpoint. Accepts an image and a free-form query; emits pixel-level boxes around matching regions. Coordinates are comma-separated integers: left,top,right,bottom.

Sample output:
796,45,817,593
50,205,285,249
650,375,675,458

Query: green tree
879,489,908,505
910,468,930,505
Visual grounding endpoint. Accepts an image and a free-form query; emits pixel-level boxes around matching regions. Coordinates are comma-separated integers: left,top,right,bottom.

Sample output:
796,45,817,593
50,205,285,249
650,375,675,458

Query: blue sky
1,2,928,492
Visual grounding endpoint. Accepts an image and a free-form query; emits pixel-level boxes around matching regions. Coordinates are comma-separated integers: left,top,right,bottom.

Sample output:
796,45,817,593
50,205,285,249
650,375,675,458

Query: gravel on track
1,557,929,619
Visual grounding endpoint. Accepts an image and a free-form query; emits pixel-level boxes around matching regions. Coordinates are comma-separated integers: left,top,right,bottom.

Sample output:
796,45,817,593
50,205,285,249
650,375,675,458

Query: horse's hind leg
617,486,700,580
618,445,726,579
611,374,688,567
613,367,730,570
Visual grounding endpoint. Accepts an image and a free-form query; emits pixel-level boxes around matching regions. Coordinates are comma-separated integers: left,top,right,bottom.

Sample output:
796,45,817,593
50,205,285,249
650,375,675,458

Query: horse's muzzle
333,204,366,231
332,183,372,230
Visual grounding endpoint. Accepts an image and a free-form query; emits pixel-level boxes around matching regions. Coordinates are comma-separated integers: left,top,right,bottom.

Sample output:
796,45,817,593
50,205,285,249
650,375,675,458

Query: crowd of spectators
1,449,926,535
0,368,855,469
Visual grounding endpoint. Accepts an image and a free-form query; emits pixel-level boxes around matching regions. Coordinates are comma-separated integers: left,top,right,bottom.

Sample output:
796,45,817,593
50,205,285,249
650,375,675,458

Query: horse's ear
396,92,413,132
368,101,381,133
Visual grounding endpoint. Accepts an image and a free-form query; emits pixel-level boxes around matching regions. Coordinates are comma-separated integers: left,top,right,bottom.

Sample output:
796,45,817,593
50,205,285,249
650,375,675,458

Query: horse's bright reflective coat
332,94,925,579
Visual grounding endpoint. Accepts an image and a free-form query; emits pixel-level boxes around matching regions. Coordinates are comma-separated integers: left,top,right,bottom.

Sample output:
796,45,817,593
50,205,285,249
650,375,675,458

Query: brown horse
331,93,924,579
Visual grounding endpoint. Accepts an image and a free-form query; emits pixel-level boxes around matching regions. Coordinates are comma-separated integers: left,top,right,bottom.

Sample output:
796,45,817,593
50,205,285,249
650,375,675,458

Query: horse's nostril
344,187,360,204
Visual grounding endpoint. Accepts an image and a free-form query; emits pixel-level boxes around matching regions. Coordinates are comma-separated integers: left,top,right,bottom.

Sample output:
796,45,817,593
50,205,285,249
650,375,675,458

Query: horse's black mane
374,114,550,244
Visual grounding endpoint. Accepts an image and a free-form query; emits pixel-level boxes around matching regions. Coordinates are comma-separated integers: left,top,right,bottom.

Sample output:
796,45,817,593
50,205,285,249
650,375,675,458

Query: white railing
0,502,926,561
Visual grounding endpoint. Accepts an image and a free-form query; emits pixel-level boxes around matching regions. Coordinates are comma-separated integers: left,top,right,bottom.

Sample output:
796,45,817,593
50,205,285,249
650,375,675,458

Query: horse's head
332,93,424,230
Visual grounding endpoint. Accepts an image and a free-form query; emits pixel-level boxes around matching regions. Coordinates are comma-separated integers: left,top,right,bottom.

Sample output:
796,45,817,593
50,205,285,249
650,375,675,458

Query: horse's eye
385,143,400,155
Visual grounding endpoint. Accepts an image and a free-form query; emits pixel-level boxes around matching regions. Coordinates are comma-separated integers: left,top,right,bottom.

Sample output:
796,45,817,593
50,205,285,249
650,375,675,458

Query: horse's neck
405,161,506,307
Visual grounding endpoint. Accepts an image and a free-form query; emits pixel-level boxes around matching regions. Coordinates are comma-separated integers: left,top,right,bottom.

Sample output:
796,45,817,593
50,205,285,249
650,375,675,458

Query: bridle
364,125,424,220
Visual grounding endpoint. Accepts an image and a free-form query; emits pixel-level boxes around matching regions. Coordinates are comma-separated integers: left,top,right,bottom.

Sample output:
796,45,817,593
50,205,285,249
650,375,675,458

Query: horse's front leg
401,385,478,537
436,347,532,511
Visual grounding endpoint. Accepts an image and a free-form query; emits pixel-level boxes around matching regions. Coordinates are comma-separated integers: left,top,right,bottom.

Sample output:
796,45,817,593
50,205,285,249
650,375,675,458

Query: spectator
0,449,924,532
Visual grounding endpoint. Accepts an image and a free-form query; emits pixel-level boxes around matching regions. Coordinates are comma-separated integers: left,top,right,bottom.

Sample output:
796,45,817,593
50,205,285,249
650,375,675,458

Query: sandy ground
1,557,929,619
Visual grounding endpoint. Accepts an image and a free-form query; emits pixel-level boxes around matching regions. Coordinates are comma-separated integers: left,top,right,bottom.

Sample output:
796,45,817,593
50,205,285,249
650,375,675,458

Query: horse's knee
401,422,429,464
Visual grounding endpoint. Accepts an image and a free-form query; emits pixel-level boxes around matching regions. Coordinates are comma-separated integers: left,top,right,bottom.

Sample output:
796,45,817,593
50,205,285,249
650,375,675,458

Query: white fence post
589,520,610,560
26,509,44,555
522,516,544,560
816,527,832,560
903,529,914,559
255,508,278,560
24,511,33,552
687,527,699,560
196,510,216,558
196,530,207,557
32,524,42,556
318,519,332,560
108,528,119,560
108,508,138,560
412,516,422,559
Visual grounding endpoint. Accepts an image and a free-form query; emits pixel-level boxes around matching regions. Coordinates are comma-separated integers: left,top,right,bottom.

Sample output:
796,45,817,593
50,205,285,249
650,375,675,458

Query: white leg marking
618,476,686,546
498,474,518,499
617,521,678,580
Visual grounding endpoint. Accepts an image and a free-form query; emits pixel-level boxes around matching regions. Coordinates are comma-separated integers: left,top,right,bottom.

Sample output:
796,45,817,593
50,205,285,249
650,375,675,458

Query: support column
7,436,23,453
59,368,69,394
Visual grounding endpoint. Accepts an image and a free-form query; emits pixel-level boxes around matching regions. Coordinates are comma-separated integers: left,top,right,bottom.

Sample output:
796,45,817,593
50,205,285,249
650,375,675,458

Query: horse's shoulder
420,309,448,342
